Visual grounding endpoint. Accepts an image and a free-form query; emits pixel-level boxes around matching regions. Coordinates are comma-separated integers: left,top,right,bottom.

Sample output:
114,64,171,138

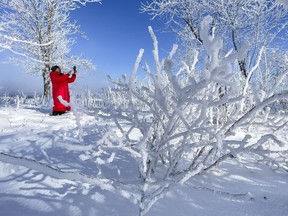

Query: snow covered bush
96,16,288,215
74,88,106,109
0,91,47,108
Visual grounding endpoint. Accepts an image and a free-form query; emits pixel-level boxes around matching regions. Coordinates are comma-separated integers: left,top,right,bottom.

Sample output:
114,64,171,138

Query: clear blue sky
0,0,176,95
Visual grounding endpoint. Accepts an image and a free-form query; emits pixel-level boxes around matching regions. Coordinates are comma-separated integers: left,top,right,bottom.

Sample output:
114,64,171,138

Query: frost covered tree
0,0,101,98
142,0,288,80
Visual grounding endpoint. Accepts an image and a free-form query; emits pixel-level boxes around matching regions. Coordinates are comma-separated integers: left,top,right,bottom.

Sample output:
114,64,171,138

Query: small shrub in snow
97,16,288,215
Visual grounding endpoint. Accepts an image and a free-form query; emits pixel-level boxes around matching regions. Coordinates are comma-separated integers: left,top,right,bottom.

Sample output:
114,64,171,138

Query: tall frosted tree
142,0,288,80
0,0,101,98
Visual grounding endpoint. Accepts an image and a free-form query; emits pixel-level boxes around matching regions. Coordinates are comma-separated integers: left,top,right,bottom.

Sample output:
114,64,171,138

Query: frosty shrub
79,88,105,109
98,16,288,215
0,91,44,108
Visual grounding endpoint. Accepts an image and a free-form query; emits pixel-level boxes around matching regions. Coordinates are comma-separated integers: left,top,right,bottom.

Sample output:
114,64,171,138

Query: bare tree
0,0,100,98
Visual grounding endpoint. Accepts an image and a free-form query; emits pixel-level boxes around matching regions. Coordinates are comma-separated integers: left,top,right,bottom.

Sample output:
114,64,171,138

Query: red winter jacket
50,71,76,112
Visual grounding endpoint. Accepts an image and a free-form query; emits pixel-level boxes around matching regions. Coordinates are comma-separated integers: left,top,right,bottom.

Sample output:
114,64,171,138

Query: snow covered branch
2,35,53,46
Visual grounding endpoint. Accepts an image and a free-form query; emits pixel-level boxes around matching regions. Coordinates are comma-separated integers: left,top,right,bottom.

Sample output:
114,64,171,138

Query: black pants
52,111,66,116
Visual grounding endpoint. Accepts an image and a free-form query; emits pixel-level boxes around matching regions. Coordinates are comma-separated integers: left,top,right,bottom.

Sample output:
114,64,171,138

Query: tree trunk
231,29,248,78
42,1,53,99
43,65,51,98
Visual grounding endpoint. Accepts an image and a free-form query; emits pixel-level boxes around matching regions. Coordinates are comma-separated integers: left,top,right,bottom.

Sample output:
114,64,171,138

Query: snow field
0,106,287,215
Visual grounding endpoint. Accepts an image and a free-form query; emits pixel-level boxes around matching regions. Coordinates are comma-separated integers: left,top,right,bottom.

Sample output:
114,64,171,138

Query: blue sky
0,0,176,94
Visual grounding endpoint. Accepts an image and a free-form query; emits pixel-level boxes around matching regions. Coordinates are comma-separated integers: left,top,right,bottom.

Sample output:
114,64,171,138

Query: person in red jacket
50,65,77,116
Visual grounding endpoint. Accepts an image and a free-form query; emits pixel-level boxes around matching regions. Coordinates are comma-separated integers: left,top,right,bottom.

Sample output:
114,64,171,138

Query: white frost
58,95,70,107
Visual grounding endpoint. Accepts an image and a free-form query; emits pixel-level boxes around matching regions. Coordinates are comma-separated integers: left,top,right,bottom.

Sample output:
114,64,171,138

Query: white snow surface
0,105,287,216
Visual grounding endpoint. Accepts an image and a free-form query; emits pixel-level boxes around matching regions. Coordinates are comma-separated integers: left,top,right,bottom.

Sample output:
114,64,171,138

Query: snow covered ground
0,105,287,216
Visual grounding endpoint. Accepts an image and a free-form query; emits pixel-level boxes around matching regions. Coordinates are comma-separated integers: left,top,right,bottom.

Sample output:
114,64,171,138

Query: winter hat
51,65,60,72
